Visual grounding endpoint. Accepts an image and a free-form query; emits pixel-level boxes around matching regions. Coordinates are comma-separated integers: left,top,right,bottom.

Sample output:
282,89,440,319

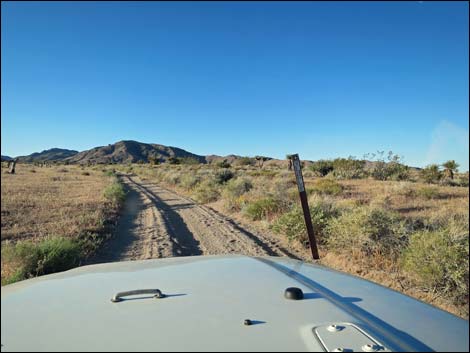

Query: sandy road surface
89,175,302,264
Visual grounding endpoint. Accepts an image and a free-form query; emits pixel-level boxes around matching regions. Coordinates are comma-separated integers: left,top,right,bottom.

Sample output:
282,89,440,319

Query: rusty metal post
290,154,319,260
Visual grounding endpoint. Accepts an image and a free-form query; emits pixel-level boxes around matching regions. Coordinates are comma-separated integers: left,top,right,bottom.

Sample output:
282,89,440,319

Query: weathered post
8,158,18,174
289,154,319,260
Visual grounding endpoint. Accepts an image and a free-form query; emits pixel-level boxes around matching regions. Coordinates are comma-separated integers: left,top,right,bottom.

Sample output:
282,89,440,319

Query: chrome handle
111,289,165,302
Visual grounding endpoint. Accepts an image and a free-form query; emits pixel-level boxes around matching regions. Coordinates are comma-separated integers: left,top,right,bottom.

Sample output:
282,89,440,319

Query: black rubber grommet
284,287,304,300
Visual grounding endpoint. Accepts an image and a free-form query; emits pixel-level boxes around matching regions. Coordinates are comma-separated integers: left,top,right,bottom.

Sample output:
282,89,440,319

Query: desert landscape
1,140,468,319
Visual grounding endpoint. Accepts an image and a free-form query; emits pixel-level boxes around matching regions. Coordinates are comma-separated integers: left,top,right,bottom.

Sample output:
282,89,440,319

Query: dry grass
1,165,110,242
1,164,120,282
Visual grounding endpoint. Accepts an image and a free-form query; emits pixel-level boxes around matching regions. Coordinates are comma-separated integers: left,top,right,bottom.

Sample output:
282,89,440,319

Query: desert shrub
224,178,253,198
391,182,416,197
309,160,334,177
401,229,469,304
165,172,181,185
167,156,181,165
372,162,410,181
221,178,253,212
235,157,255,166
272,198,339,244
416,186,440,200
331,157,366,179
216,160,231,168
242,197,283,221
103,180,126,207
1,237,82,284
193,181,220,204
180,157,200,165
420,164,442,184
326,206,405,255
309,178,343,196
247,170,278,177
214,169,235,184
271,207,307,242
366,151,410,181
104,170,116,177
455,172,469,187
180,174,201,190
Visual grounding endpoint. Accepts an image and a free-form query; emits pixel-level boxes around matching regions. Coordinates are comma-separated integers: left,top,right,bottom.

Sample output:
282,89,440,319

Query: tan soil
88,175,305,264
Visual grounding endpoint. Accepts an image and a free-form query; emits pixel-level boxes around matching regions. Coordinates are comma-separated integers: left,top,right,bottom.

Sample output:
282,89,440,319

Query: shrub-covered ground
1,164,126,284
123,161,469,318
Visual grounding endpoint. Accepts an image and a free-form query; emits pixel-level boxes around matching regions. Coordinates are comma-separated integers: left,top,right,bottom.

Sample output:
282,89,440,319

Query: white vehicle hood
1,255,468,352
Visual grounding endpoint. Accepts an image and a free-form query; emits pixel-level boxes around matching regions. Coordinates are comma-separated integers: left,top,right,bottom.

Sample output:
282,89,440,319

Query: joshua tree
442,160,459,180
255,156,268,169
286,154,293,171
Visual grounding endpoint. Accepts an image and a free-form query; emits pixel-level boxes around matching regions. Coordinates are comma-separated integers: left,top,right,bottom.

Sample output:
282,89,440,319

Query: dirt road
89,175,303,264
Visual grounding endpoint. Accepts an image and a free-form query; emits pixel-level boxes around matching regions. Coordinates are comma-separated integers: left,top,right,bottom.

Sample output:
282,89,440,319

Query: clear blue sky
2,1,469,170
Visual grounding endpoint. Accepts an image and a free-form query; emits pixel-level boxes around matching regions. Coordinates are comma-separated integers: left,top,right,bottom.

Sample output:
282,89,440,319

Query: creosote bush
242,197,284,221
1,237,82,285
272,198,339,244
401,229,469,305
103,179,126,207
214,169,235,184
193,181,220,204
309,178,343,196
326,206,405,255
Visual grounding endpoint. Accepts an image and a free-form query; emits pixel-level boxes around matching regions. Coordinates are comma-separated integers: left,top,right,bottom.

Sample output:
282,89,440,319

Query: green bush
222,178,253,212
164,172,181,185
167,156,181,165
180,157,200,165
456,172,469,187
331,157,366,179
371,161,410,181
104,170,116,177
2,237,82,284
242,197,283,221
401,229,469,304
420,164,442,184
103,180,126,206
216,160,231,168
309,160,334,177
214,169,235,184
223,178,253,198
326,206,405,255
180,174,201,190
309,178,343,196
193,181,220,204
272,199,339,244
235,157,255,166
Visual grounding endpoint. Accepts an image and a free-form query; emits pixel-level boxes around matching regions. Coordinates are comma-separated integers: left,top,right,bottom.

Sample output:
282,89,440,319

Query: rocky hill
17,148,78,163
66,140,207,164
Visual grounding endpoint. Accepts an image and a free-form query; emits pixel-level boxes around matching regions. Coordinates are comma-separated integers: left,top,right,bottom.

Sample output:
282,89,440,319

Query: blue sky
1,1,469,170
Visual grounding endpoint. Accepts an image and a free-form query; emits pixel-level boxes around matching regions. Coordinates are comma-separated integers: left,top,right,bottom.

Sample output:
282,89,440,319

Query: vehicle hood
1,255,468,352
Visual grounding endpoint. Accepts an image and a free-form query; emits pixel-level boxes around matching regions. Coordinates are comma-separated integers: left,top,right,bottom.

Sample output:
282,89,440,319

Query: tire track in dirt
89,174,303,264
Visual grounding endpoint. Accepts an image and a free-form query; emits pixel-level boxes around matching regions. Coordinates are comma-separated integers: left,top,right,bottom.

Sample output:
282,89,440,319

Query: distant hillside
1,155,13,161
17,148,78,163
66,140,207,164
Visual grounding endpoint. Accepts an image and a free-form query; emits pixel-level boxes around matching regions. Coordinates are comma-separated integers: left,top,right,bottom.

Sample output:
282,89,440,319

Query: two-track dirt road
89,174,304,264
